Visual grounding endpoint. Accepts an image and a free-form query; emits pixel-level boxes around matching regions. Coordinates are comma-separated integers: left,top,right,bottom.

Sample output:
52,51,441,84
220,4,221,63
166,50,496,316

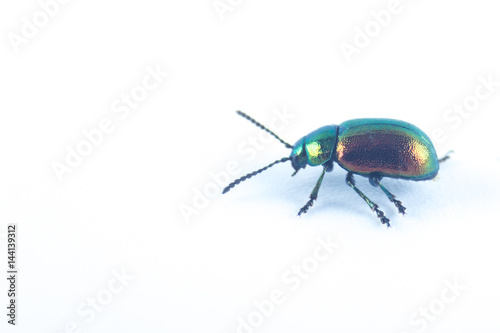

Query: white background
1,0,500,332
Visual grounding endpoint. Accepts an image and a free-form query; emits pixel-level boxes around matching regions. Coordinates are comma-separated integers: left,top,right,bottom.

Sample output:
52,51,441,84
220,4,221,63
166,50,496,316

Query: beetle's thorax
290,125,339,172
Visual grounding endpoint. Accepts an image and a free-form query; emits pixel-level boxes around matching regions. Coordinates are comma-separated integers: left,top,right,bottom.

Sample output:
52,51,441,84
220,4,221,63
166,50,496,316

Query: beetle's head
290,137,308,174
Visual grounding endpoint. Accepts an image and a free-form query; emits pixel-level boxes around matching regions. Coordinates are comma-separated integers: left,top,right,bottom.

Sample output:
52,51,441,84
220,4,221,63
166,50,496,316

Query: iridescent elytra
222,111,451,227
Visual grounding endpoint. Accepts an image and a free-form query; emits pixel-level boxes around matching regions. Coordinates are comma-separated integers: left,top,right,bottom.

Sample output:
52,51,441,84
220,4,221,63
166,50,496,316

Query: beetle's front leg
297,166,327,216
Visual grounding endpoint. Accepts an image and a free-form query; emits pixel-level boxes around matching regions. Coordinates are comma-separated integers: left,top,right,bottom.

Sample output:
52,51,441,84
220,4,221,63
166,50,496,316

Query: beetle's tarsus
298,199,314,216
393,199,406,215
372,204,391,227
370,175,406,217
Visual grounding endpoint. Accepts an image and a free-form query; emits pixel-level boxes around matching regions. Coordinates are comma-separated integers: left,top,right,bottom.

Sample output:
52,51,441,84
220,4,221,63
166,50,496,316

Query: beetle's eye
291,148,307,171
291,154,301,170
290,137,308,171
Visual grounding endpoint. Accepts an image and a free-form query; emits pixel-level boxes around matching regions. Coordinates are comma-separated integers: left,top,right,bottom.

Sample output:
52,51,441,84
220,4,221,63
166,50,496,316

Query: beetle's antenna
236,111,293,149
222,157,290,194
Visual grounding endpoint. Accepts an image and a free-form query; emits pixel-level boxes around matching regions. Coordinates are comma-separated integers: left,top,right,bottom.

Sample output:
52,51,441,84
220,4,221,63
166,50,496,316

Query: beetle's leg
297,166,327,216
370,176,406,215
345,172,391,227
438,150,454,163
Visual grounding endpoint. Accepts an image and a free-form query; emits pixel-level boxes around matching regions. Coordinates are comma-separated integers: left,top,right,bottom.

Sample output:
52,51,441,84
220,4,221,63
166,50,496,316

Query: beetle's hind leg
438,150,454,163
369,175,406,216
345,172,391,227
297,166,327,216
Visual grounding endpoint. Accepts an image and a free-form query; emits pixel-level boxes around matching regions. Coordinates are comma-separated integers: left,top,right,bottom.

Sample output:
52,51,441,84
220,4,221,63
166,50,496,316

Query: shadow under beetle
222,111,452,227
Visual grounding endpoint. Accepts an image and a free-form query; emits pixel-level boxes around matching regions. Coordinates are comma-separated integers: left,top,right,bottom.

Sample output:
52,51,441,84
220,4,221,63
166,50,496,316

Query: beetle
222,111,451,227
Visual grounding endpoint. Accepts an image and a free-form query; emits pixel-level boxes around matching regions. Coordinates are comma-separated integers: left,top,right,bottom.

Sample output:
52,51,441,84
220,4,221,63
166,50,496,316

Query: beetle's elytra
223,111,451,227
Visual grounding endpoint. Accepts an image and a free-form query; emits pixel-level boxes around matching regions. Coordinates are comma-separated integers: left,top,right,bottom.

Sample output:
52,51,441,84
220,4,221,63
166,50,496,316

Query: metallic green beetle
223,111,451,227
